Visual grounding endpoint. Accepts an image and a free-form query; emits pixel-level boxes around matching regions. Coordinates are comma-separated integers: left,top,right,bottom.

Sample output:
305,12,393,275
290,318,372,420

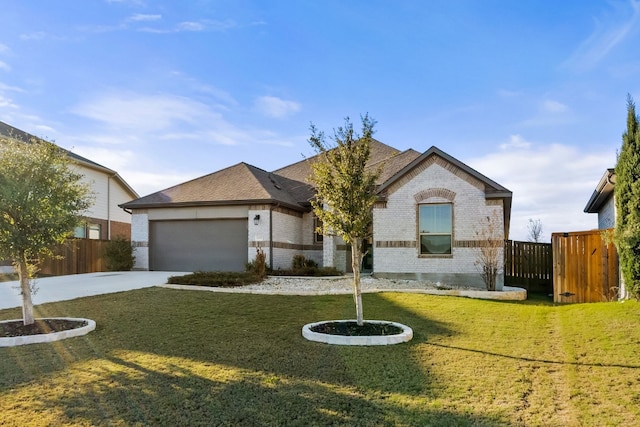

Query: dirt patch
310,320,403,336
0,319,88,338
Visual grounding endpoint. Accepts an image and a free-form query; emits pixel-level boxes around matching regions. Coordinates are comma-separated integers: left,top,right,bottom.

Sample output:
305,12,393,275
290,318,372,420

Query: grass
0,290,639,426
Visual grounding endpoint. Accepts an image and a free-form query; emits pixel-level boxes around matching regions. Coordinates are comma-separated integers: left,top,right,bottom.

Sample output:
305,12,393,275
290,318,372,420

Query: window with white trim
418,203,452,255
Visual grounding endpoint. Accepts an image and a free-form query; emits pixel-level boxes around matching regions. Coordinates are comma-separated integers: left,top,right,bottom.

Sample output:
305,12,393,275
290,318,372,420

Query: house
583,168,616,229
122,142,512,289
0,121,138,240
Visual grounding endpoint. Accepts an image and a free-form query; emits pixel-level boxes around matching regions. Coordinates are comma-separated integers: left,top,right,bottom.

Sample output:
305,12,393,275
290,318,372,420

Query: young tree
308,115,380,326
474,211,504,291
526,218,544,243
0,137,93,325
614,95,640,299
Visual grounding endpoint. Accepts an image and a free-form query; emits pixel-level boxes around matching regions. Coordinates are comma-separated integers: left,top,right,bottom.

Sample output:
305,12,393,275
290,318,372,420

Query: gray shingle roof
121,140,513,234
121,162,306,210
124,139,415,210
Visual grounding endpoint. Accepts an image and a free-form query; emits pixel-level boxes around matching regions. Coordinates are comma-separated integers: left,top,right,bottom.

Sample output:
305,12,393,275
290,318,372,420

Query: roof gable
377,146,512,198
376,146,512,238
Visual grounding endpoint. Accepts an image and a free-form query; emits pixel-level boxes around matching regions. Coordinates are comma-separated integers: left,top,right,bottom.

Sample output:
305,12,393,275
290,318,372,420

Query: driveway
0,271,190,310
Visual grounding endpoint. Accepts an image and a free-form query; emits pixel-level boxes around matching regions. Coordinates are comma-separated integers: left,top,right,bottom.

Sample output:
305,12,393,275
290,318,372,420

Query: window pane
419,204,452,233
74,226,86,239
88,224,101,240
420,235,452,255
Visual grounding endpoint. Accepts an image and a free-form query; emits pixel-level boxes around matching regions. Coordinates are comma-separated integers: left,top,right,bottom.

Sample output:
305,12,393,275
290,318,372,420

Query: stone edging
158,284,527,300
302,320,413,346
0,318,96,347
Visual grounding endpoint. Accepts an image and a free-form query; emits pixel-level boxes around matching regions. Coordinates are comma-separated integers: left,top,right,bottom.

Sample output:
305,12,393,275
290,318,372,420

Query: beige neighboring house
122,141,512,289
0,121,138,241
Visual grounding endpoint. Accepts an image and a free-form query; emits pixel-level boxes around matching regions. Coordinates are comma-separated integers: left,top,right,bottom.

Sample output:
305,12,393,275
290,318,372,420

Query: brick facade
370,157,505,289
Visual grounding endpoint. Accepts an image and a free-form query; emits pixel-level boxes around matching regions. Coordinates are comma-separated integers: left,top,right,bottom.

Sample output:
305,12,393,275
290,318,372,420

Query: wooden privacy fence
39,239,109,276
504,240,553,293
552,229,619,303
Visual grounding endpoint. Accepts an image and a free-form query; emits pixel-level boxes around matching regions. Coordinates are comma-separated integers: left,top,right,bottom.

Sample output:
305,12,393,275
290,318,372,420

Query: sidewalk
0,271,189,310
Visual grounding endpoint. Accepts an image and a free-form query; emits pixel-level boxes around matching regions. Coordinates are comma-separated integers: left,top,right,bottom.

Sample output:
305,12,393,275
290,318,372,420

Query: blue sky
1,0,639,241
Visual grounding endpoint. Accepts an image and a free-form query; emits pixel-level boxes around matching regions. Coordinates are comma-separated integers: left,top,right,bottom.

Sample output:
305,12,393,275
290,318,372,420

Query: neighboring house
583,168,616,230
0,121,138,240
122,142,512,289
584,168,627,300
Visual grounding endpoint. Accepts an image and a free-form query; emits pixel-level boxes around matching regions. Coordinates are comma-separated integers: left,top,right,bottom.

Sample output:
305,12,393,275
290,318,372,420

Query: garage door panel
150,219,247,272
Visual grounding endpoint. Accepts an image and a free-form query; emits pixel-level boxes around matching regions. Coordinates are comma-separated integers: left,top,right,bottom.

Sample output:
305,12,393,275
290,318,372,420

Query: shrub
269,265,342,277
168,271,261,287
104,237,135,271
292,254,318,270
474,212,503,291
246,248,267,279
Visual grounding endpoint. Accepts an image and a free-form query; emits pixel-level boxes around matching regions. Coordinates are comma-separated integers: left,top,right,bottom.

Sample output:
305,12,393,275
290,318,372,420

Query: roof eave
120,198,309,212
584,169,615,213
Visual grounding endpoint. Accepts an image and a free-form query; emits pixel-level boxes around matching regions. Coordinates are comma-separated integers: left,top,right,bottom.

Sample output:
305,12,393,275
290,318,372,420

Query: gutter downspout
107,175,112,240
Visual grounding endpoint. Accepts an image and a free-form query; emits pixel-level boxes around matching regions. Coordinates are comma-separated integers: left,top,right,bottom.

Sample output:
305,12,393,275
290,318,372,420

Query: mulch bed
310,321,403,336
0,319,87,338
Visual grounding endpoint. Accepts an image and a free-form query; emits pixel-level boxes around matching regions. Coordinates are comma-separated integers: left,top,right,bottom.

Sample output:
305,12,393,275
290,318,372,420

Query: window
88,224,101,240
419,204,452,255
314,216,324,243
73,223,102,240
74,226,86,239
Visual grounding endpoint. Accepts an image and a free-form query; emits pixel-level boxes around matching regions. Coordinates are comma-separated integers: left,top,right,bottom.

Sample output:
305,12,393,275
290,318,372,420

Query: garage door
149,219,248,272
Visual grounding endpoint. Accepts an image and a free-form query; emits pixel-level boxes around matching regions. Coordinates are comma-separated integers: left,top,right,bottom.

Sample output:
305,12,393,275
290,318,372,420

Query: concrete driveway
0,271,190,310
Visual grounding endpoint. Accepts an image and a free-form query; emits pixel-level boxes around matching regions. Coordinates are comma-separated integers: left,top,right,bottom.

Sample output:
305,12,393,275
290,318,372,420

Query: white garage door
149,219,248,272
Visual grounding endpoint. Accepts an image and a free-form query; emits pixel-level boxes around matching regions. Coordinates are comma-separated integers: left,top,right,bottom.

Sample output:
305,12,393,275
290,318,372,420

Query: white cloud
71,92,214,132
139,19,235,34
176,21,205,32
519,98,574,127
20,32,47,41
499,134,531,150
0,61,10,72
563,0,640,71
467,140,616,241
542,99,569,113
127,14,162,22
254,96,301,119
0,94,18,109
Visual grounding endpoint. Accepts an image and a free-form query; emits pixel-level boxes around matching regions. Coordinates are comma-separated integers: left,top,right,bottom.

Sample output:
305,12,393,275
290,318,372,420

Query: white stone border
302,319,413,346
0,317,96,347
160,284,527,300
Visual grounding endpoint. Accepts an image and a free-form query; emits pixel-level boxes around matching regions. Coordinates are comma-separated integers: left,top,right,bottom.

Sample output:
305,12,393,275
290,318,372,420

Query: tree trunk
17,255,35,326
351,238,364,326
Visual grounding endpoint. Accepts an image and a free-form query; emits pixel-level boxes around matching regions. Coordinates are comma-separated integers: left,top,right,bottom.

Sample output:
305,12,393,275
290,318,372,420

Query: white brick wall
131,212,149,270
372,161,505,288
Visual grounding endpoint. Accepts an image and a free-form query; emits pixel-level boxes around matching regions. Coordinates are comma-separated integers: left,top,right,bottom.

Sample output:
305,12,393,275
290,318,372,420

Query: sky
1,0,639,241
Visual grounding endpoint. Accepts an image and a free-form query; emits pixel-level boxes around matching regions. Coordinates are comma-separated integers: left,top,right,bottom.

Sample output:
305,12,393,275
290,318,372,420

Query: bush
292,254,318,270
270,266,342,277
168,271,262,287
104,237,135,271
246,248,267,278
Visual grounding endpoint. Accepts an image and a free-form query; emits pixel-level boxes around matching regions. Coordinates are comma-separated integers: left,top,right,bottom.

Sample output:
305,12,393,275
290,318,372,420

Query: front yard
0,288,638,426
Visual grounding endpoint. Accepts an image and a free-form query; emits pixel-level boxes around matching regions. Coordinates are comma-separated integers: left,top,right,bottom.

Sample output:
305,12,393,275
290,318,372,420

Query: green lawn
1,289,639,426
